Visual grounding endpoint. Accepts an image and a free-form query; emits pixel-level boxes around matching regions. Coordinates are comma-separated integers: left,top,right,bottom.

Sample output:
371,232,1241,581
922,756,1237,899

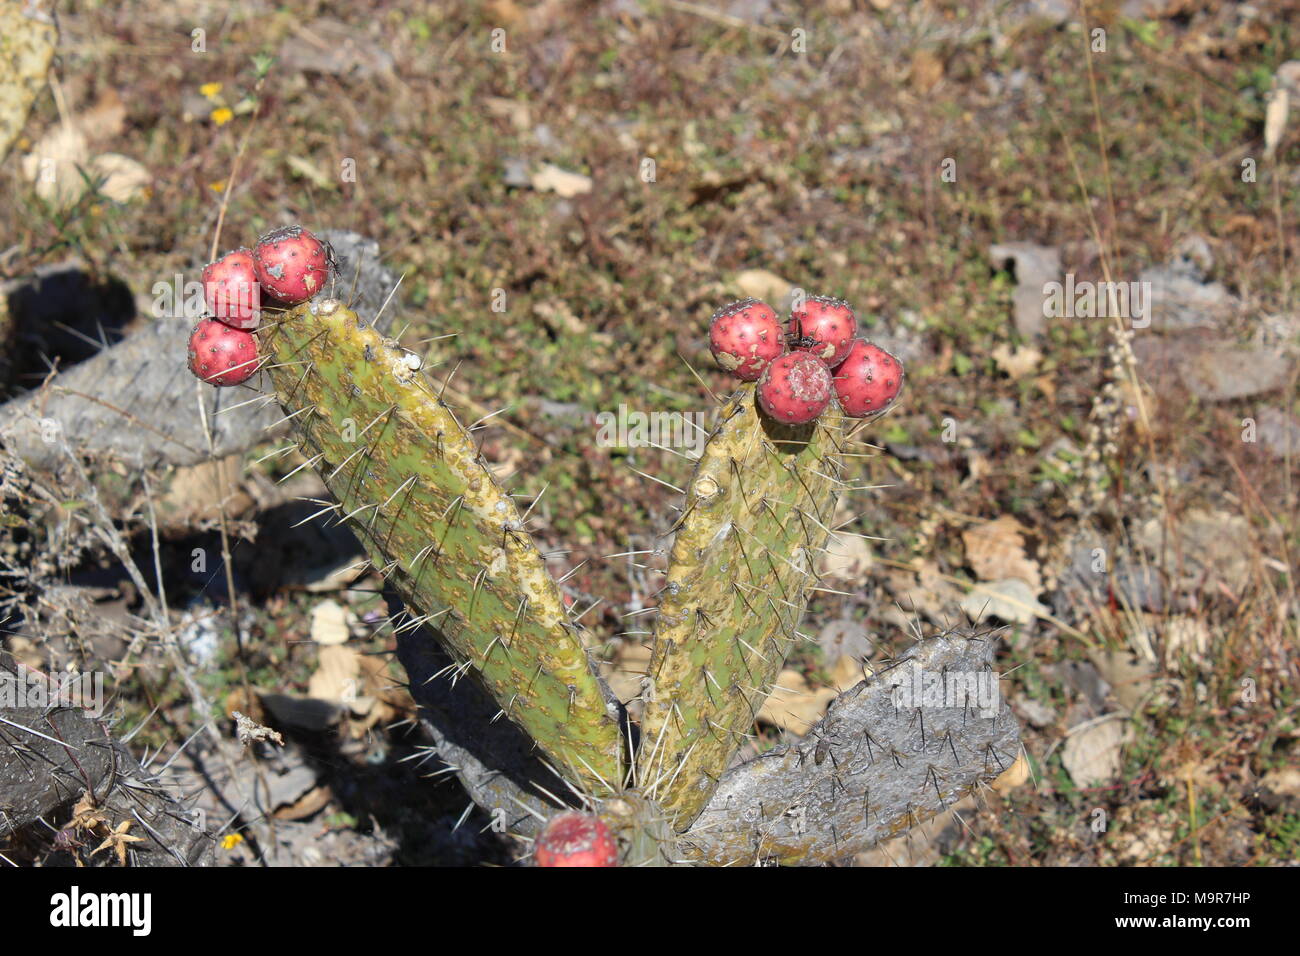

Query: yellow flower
221,833,245,850
211,107,234,126
199,82,223,100
210,180,226,193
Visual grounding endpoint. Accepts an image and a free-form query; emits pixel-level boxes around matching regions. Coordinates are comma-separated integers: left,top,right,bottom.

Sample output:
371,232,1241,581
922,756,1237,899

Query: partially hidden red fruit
832,339,905,417
534,811,618,867
253,225,330,305
757,352,833,425
187,319,260,386
708,298,784,381
202,248,261,329
788,295,857,367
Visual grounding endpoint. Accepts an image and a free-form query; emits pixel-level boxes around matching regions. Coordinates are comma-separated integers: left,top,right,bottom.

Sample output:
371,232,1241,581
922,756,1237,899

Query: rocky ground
0,0,1297,865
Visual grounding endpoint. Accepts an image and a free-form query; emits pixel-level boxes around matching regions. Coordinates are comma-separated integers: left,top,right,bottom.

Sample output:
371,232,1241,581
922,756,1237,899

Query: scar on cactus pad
757,352,833,425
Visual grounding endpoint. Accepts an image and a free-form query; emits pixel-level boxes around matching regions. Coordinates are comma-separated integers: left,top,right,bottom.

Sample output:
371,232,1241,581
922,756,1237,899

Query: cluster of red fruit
708,295,904,425
186,225,332,387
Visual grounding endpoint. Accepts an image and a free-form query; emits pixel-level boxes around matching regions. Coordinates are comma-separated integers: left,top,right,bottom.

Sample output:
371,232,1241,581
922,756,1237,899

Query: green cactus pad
638,384,846,827
259,299,623,792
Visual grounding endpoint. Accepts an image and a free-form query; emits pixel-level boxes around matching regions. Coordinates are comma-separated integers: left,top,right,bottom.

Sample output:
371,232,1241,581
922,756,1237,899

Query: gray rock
502,157,531,188
276,18,395,78
1014,695,1056,728
1132,336,1292,401
989,241,1061,337
1177,341,1291,401
1139,265,1235,331
816,616,874,661
1055,659,1110,714
1256,406,1300,459
723,0,775,23
1121,0,1174,18
865,310,931,366
1056,535,1167,614
1135,509,1254,593
1006,0,1073,26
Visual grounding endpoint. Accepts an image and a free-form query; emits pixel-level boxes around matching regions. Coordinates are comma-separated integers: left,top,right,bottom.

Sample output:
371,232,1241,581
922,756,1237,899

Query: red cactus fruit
202,248,261,330
187,319,260,386
534,811,618,867
832,339,905,417
788,295,857,367
252,225,330,305
757,352,833,425
708,298,785,381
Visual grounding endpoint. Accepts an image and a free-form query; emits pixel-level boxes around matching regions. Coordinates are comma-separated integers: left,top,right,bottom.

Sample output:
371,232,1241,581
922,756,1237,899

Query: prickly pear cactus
259,299,624,792
254,289,1021,865
638,387,845,828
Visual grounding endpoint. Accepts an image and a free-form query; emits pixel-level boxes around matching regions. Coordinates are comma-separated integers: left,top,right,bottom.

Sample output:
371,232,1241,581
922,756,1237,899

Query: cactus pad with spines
260,299,623,792
638,385,846,827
